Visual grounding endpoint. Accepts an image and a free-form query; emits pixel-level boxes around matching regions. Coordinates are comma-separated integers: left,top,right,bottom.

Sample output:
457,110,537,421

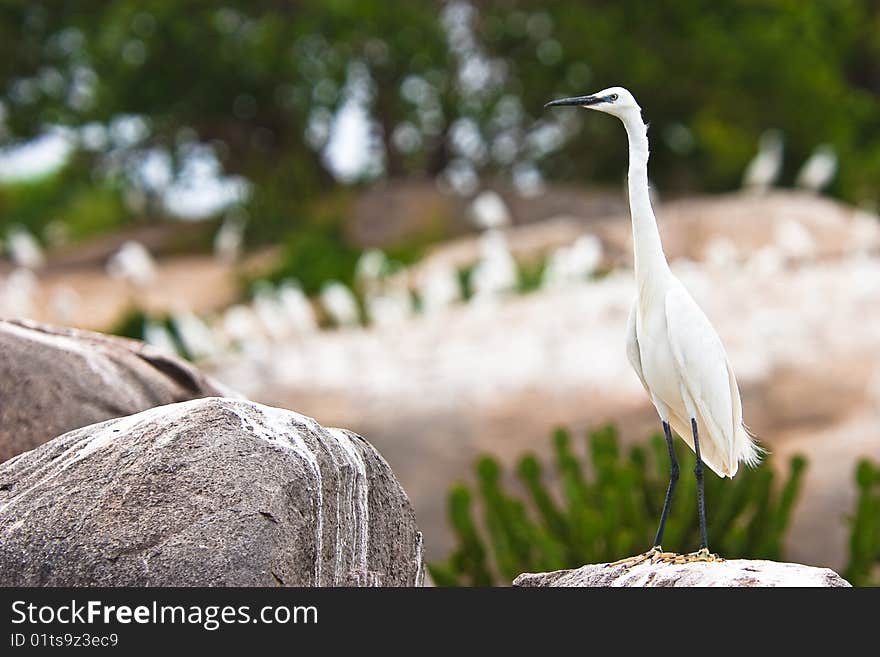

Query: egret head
545,86,641,121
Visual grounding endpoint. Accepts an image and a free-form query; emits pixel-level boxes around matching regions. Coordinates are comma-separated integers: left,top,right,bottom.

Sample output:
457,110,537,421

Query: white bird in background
774,218,817,262
106,241,156,288
251,282,293,342
170,310,219,360
417,264,461,314
365,281,412,328
6,226,45,270
221,304,267,353
143,319,180,356
320,281,361,328
470,229,518,302
48,285,81,325
355,249,389,290
702,236,740,271
795,144,837,193
542,234,604,289
276,280,318,334
547,87,761,563
0,268,39,319
742,129,784,192
214,213,247,263
469,190,512,230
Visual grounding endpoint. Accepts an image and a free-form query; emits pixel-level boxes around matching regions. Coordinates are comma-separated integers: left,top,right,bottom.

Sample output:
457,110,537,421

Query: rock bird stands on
546,87,762,564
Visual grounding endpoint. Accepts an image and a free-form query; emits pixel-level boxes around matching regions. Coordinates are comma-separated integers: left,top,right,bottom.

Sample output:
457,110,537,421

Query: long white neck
622,113,670,286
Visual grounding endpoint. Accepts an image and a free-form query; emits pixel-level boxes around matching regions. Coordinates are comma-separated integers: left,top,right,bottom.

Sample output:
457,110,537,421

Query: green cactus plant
429,424,808,586
844,459,880,586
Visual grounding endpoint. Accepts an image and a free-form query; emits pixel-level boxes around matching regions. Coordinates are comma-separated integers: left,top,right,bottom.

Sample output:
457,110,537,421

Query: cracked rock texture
0,319,236,463
0,397,425,587
513,559,851,587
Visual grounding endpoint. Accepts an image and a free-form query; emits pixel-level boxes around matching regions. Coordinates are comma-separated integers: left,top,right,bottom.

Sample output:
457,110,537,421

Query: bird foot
670,547,724,564
609,545,680,568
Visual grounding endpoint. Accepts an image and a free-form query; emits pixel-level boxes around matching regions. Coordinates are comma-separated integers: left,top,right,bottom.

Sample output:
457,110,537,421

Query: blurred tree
475,0,880,199
1,1,880,248
0,1,455,242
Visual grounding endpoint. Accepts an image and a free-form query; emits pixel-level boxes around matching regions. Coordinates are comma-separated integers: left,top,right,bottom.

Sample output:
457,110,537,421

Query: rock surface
513,559,851,587
0,319,236,462
0,397,425,587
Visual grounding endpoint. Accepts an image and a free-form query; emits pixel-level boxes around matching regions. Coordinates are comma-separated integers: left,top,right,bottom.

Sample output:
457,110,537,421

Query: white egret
106,241,156,288
417,264,461,314
795,144,837,193
251,282,293,342
143,319,180,356
470,229,518,302
547,88,762,562
703,236,740,271
320,281,361,328
170,310,219,360
0,268,39,318
277,280,318,334
6,226,45,270
222,304,268,353
355,249,389,289
542,234,604,288
469,190,512,230
365,281,412,328
48,285,81,324
774,218,816,262
742,129,784,192
214,213,247,263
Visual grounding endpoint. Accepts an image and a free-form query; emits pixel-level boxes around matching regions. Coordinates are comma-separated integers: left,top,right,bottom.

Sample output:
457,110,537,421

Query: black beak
544,95,602,108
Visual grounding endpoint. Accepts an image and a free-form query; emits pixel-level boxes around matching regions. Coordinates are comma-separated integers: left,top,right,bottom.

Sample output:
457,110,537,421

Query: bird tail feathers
736,422,766,472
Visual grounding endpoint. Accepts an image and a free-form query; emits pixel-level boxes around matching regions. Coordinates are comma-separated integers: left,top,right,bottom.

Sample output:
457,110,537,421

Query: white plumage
469,190,511,230
547,86,762,557
6,226,45,270
742,129,784,192
795,144,837,193
470,229,517,301
320,281,361,328
548,87,761,479
106,241,156,288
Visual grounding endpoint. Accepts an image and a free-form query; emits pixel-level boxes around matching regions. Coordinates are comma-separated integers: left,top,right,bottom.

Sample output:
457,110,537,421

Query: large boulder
513,559,850,587
0,319,235,462
0,397,425,587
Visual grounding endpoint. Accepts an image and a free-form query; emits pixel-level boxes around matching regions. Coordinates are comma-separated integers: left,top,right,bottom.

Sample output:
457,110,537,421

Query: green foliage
516,258,546,294
0,169,127,243
4,1,880,247
479,1,880,203
107,308,188,358
844,459,880,586
109,307,149,341
269,222,362,297
429,425,807,586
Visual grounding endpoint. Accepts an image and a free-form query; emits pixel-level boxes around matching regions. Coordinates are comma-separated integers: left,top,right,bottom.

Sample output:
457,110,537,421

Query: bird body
795,144,837,193
742,129,784,192
627,278,758,477
547,87,760,556
603,86,760,478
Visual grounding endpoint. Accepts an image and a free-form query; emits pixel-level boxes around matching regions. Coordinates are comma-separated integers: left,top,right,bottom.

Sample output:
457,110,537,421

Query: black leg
691,418,708,550
652,421,679,548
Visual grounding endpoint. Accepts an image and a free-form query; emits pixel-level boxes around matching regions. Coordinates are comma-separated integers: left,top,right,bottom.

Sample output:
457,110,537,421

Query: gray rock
0,319,235,462
0,397,425,587
513,559,851,587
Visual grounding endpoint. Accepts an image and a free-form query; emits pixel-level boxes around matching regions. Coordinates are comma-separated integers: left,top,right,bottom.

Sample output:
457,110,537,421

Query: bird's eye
610,94,619,101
